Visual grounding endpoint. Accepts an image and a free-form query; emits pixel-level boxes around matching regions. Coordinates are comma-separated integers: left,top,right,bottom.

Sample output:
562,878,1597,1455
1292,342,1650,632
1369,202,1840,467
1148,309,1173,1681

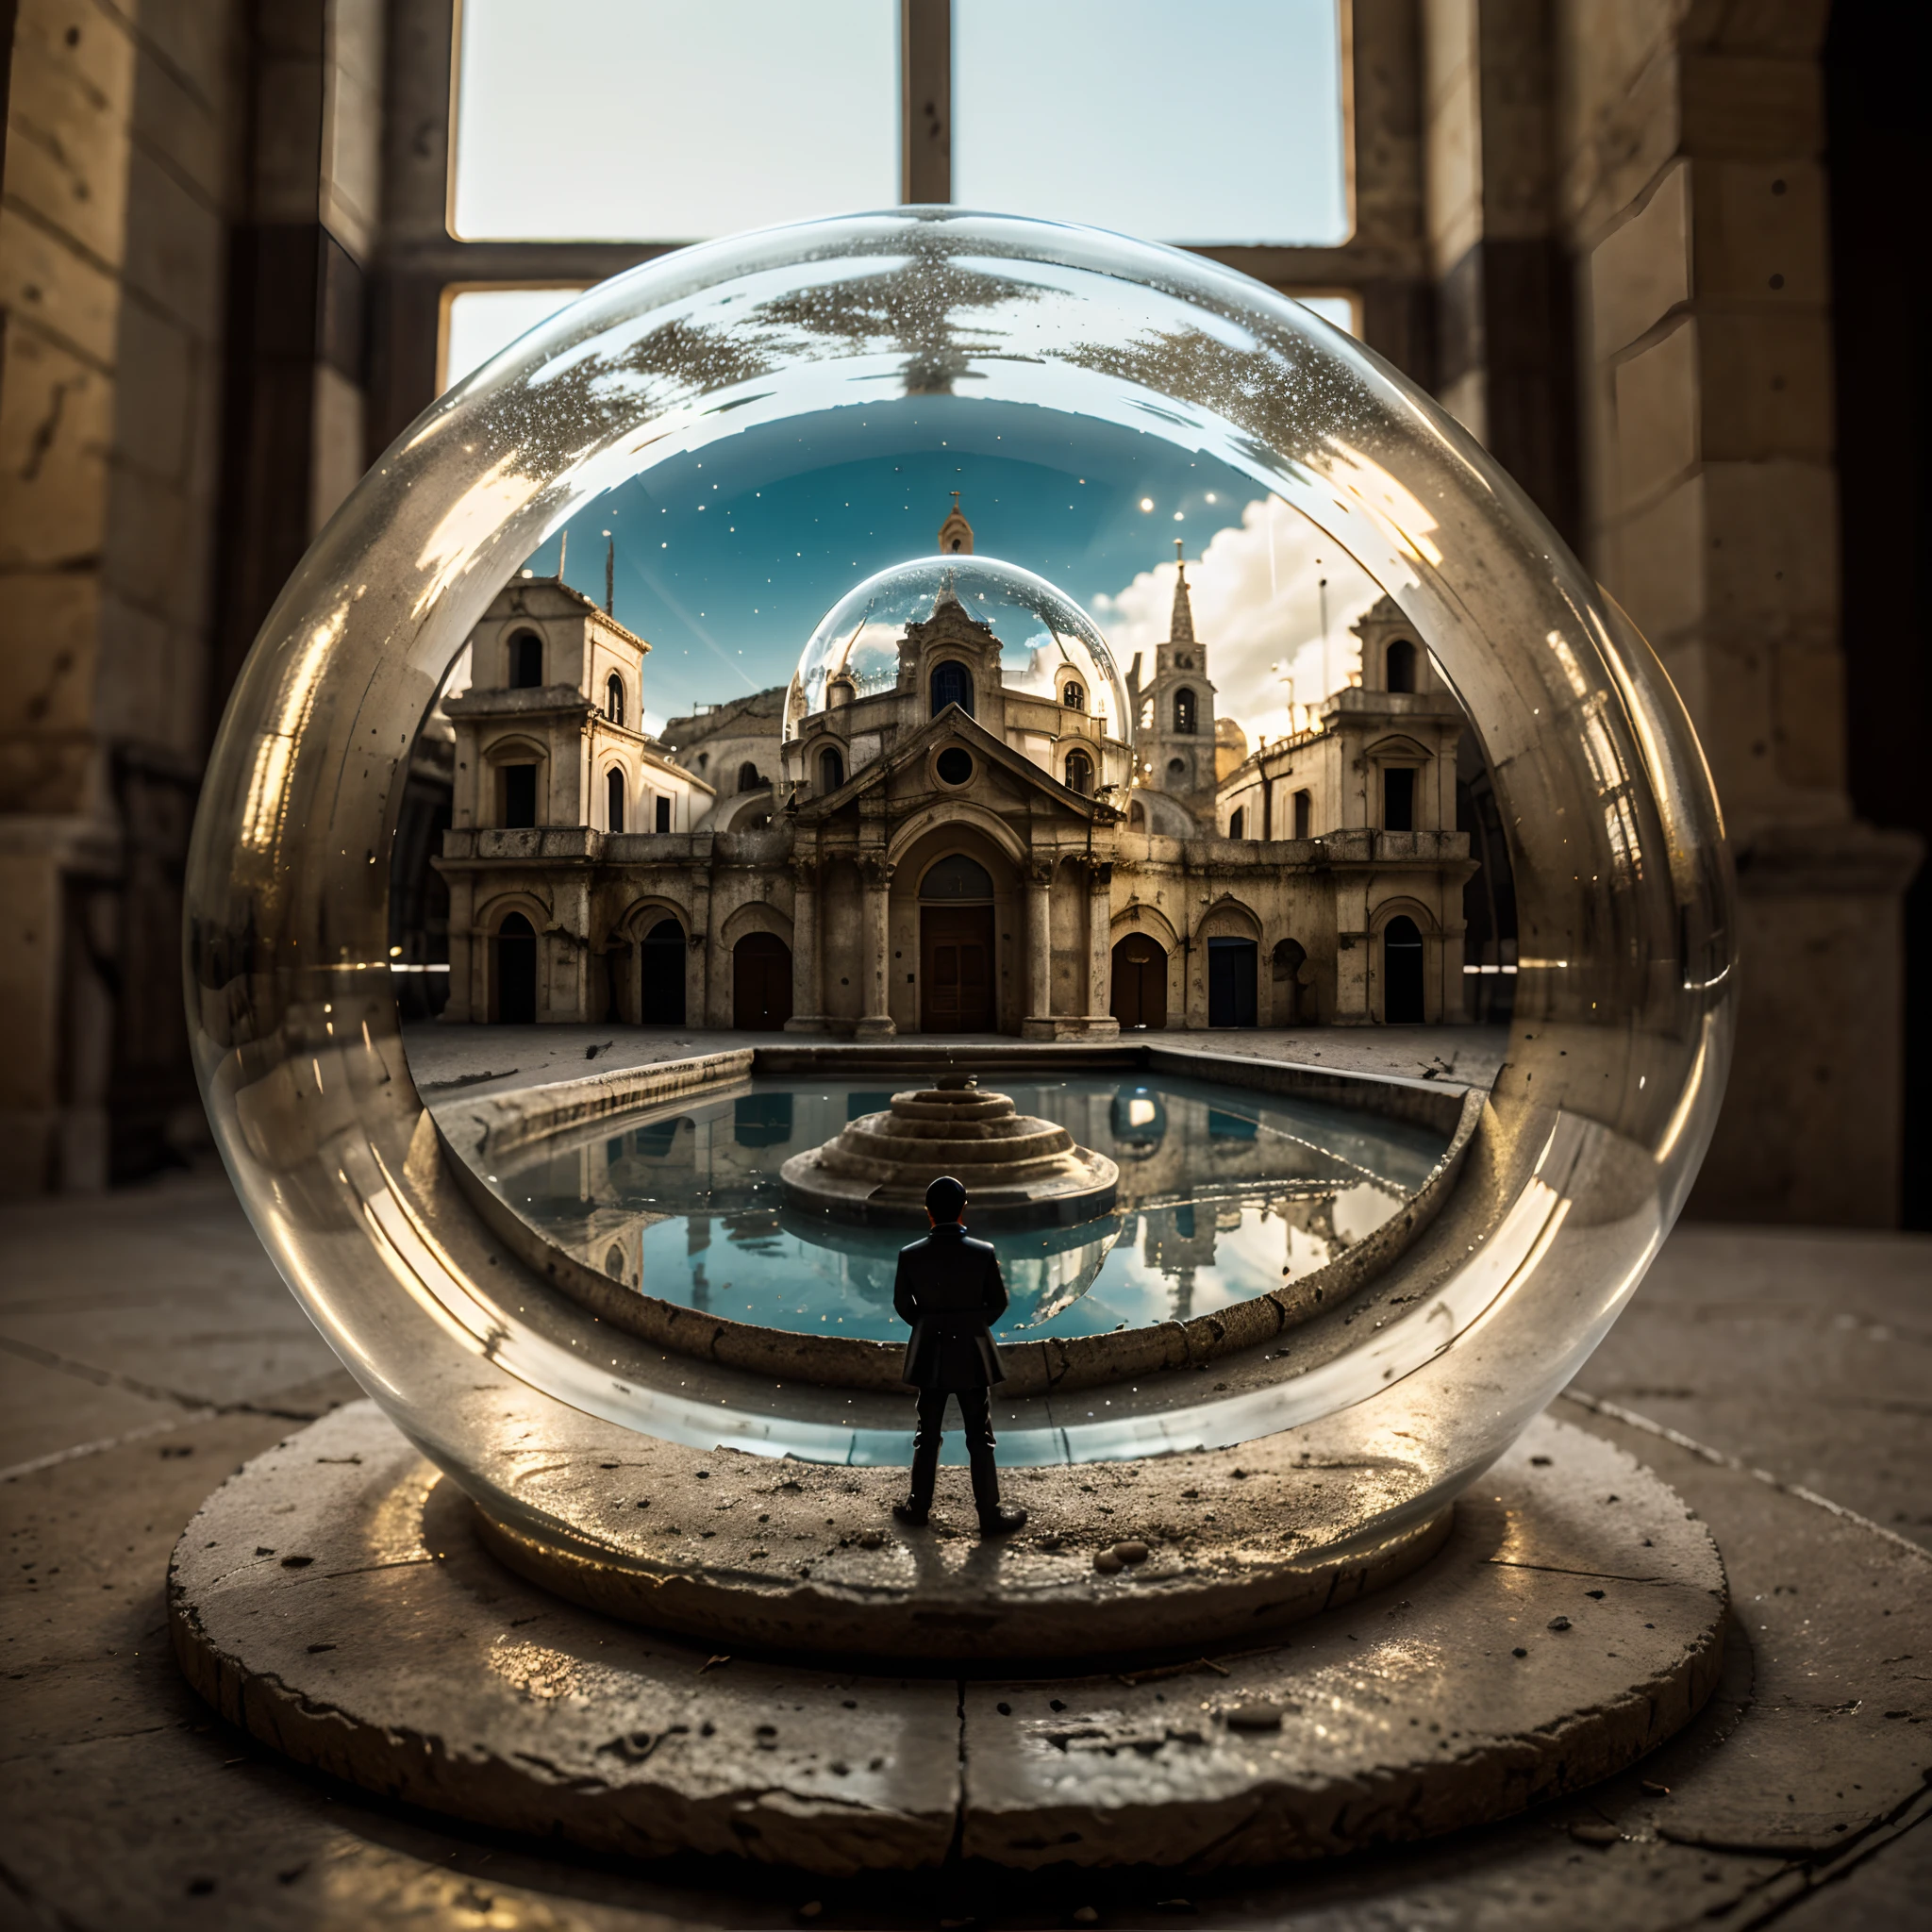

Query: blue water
489,1074,1449,1343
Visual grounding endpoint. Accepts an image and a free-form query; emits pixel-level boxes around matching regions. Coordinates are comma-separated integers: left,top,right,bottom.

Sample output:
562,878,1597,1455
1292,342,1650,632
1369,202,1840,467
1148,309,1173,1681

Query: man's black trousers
908,1387,1003,1517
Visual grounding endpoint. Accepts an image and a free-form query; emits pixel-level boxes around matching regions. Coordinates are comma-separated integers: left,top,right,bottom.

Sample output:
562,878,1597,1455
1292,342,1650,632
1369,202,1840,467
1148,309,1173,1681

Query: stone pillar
1084,862,1121,1038
1331,880,1373,1025
1556,7,1921,1222
1022,858,1056,1041
785,861,825,1032
856,858,896,1040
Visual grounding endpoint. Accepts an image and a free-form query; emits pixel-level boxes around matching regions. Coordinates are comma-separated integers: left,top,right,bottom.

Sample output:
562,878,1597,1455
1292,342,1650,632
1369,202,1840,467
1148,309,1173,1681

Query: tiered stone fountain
779,1074,1119,1226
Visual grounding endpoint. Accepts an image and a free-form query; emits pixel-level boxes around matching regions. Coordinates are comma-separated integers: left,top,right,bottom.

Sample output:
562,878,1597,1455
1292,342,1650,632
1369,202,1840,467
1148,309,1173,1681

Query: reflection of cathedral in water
476,1076,1446,1341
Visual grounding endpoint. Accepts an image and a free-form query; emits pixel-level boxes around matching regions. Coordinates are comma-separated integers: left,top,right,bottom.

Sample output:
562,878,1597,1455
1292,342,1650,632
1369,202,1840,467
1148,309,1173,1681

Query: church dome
788,555,1130,739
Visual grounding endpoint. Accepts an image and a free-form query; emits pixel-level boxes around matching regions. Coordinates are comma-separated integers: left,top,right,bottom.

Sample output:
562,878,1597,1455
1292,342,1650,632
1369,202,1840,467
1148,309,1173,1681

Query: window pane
452,0,898,241
953,0,1347,244
1294,293,1357,336
442,288,586,390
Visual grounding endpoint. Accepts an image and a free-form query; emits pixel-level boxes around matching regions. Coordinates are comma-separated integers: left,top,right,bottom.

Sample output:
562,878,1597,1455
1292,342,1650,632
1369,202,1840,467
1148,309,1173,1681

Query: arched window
818,746,844,793
1166,757,1186,778
1128,800,1146,828
738,761,763,794
606,673,625,725
606,768,625,832
930,659,974,717
1062,680,1085,710
1292,788,1312,840
1386,638,1418,692
920,853,995,899
1228,807,1245,840
508,631,542,688
1173,688,1197,735
1064,748,1093,794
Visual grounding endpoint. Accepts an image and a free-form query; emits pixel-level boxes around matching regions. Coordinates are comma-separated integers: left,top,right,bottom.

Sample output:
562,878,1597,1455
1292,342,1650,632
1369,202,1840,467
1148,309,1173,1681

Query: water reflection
486,1076,1447,1344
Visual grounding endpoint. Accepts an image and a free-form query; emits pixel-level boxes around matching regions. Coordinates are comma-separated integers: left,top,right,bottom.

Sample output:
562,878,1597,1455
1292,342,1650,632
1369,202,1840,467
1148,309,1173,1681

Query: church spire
1169,540,1196,645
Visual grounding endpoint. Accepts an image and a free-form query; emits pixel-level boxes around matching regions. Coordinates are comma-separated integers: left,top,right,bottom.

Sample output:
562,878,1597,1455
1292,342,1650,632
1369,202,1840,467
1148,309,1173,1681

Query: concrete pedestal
170,1402,1727,1875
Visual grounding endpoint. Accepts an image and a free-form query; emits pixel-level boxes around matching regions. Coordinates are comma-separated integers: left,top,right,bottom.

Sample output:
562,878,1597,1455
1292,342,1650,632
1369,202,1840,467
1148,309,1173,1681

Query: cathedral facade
436,509,1475,1036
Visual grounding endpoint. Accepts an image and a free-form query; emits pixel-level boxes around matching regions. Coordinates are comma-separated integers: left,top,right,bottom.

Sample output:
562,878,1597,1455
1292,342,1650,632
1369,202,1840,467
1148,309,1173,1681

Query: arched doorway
1110,934,1167,1029
732,931,791,1028
493,912,537,1024
639,917,686,1025
919,853,994,1031
1207,935,1258,1026
1272,938,1308,1024
1382,916,1425,1023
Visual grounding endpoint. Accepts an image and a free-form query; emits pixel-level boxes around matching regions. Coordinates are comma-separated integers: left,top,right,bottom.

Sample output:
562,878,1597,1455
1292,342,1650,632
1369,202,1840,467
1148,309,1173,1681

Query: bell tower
937,492,974,555
1127,542,1219,820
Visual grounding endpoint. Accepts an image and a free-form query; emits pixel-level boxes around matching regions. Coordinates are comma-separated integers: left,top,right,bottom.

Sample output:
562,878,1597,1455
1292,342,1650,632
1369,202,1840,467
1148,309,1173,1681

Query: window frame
378,1,1417,482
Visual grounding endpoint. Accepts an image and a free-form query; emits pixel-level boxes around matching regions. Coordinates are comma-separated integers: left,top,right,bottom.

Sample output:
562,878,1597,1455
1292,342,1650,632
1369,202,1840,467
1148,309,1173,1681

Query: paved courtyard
2,1031,1928,1928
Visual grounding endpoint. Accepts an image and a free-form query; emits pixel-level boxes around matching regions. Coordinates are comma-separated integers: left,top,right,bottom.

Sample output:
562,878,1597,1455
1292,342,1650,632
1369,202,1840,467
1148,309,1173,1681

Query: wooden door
920,906,994,1031
732,931,792,1029
1110,936,1167,1029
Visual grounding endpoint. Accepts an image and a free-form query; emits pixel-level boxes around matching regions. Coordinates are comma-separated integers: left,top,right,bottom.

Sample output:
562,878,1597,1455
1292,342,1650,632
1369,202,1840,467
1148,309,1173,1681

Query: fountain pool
478,1072,1453,1348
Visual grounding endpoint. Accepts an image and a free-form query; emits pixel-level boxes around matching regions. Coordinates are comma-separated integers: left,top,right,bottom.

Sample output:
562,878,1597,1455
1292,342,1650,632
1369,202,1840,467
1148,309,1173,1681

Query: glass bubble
185,209,1734,1565
789,555,1130,740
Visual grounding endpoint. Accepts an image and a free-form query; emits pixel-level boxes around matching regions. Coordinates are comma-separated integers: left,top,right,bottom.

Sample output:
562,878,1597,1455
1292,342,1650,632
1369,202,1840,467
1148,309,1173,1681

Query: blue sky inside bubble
515,391,1382,744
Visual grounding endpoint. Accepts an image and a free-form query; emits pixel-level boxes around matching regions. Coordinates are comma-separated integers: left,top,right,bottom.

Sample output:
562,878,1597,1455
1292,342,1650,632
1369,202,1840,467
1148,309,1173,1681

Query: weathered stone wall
1552,0,1920,1222
0,0,247,1190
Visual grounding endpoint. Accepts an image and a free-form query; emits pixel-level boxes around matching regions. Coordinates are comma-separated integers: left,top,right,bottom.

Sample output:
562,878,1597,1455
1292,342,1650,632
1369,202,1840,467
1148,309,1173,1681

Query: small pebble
1512,1647,1528,1658
1548,1614,1573,1632
1114,1540,1150,1564
1224,1702,1283,1731
857,1529,883,1550
797,1905,823,1923
1093,1549,1124,1574
1072,1910,1100,1927
1569,1823,1620,1847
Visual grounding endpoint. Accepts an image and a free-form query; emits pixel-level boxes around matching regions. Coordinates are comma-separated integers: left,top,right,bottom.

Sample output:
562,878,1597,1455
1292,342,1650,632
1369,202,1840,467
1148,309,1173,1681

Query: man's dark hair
925,1174,967,1224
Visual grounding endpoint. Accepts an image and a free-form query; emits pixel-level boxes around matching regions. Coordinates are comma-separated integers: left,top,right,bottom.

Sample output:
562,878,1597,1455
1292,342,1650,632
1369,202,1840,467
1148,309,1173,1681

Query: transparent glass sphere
788,555,1130,738
184,208,1734,1565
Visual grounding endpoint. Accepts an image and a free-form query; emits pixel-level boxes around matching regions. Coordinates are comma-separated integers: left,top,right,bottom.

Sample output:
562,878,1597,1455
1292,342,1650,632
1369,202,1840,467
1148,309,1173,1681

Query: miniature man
891,1174,1027,1536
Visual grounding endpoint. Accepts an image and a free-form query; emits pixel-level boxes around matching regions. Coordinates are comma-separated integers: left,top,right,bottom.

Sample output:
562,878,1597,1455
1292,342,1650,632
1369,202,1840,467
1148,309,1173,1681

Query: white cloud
1091,497,1385,744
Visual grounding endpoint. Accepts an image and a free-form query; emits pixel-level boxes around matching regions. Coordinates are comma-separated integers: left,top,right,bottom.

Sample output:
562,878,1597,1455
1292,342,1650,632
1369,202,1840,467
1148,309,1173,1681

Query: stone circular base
778,1142,1119,1228
777,1080,1120,1228
170,1403,1726,1874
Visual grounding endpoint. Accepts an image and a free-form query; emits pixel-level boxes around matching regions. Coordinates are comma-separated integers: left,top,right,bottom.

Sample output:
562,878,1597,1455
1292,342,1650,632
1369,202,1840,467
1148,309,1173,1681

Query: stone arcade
437,508,1476,1035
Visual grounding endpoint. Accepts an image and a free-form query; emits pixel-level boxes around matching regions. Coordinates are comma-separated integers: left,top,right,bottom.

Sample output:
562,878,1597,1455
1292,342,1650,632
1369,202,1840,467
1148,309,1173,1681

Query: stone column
856,858,896,1039
1556,9,1920,1220
1022,858,1056,1040
1331,879,1373,1025
785,860,825,1031
1084,861,1120,1037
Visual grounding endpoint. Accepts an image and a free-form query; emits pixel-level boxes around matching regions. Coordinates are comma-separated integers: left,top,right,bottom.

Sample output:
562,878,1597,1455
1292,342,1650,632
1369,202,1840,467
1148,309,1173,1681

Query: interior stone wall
0,0,247,1191
1552,0,1920,1223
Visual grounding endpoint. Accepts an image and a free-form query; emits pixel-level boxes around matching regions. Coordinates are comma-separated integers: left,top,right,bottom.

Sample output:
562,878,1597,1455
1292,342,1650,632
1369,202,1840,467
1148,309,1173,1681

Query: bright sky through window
442,287,586,390
953,0,1349,244
451,0,898,241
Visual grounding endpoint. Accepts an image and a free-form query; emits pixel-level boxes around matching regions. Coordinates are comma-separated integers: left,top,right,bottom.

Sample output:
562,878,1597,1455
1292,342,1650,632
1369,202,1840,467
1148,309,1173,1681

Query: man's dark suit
892,1222,1008,1523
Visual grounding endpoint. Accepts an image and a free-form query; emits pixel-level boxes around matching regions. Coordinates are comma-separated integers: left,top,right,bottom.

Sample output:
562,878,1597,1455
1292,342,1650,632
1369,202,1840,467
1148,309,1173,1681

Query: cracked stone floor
2,1141,1928,1927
